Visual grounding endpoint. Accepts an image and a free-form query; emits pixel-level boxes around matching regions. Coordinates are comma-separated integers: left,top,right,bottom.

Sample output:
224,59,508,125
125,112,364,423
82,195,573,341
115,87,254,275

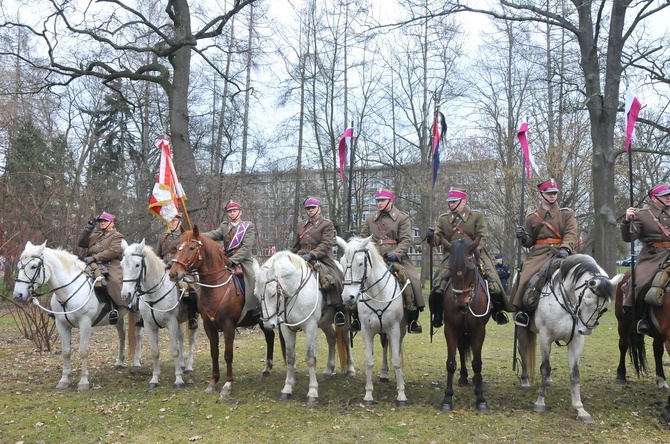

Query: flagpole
166,155,193,231
626,128,637,315
346,120,355,231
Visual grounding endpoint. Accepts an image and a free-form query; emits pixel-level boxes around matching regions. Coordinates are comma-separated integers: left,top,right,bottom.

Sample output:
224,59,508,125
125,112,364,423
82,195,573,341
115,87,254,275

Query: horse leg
279,325,297,400
204,321,220,394
362,328,377,405
261,325,275,377
533,335,552,414
55,322,72,389
458,340,469,386
132,323,143,370
441,328,458,412
616,314,631,384
379,334,390,383
320,321,336,376
343,327,356,376
219,320,236,397
517,327,532,389
304,322,319,404
77,320,94,391
567,336,594,423
114,315,127,369
184,325,197,375
146,324,162,389
167,320,186,389
390,326,407,407
652,337,669,391
472,326,487,411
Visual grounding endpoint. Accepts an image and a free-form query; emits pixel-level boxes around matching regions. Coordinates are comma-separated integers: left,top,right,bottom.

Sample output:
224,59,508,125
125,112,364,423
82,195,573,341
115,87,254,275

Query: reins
260,259,319,328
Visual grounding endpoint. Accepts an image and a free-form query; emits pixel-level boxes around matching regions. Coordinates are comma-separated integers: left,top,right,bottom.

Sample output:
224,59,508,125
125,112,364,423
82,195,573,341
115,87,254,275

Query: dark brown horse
169,226,276,396
439,237,490,412
616,270,670,421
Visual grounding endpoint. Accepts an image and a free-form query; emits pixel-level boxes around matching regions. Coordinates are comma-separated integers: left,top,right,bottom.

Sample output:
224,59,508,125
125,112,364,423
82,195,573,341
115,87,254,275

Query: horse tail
458,332,473,363
522,328,537,383
628,323,647,377
336,325,347,372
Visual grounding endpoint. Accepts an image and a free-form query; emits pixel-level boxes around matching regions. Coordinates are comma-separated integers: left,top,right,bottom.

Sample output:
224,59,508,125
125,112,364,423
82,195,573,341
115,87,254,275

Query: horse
168,226,276,396
12,241,141,390
516,254,616,422
255,250,355,403
614,270,670,390
436,237,491,412
337,235,408,406
121,240,197,389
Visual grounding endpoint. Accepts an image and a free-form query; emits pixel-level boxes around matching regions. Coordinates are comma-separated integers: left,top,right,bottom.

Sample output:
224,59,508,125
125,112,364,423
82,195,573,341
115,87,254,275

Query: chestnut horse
438,237,490,412
169,226,276,396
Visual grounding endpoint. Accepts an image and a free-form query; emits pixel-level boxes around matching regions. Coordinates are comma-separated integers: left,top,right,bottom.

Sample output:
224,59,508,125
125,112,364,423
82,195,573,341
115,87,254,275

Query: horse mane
558,254,601,284
182,229,229,265
448,239,473,272
45,247,85,274
126,243,165,278
347,236,384,264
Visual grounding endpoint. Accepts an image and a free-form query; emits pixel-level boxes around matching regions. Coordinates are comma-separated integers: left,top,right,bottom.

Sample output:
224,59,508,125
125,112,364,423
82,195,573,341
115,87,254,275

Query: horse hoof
261,370,271,377
578,414,595,424
205,385,217,394
533,404,546,413
220,388,232,396
149,383,159,389
395,400,408,408
174,383,186,389
131,365,142,372
520,382,531,390
279,393,292,400
546,380,556,388
379,377,390,383
458,378,469,387
113,364,124,371
56,382,69,389
662,405,670,422
183,369,193,376
347,370,356,377
362,400,377,406
77,384,90,391
476,401,488,412
441,403,452,413
307,396,318,405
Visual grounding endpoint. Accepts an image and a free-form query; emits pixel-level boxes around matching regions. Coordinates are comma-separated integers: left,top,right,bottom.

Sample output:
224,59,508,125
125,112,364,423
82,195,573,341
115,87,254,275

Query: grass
0,307,669,444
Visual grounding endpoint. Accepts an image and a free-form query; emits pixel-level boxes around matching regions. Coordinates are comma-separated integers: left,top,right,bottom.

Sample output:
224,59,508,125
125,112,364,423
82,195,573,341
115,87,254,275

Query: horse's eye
135,263,140,268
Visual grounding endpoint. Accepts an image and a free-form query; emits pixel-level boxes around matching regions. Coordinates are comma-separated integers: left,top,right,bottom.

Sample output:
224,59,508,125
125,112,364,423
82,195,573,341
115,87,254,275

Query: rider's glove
383,252,399,263
301,253,315,262
556,247,570,259
85,218,96,230
84,256,95,265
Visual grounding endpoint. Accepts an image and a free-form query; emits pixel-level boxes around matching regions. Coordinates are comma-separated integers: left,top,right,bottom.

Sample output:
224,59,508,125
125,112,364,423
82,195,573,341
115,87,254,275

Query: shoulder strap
533,211,562,239
647,208,670,237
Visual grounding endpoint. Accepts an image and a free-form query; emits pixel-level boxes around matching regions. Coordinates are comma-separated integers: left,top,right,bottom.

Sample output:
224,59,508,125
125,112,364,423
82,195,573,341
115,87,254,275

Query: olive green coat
78,227,125,307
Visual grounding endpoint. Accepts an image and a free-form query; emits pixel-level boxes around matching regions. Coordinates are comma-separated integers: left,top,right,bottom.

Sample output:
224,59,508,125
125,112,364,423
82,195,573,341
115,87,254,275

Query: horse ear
193,225,200,237
35,241,46,254
121,239,129,250
363,236,374,247
139,238,145,248
469,236,481,253
335,236,347,250
26,241,34,248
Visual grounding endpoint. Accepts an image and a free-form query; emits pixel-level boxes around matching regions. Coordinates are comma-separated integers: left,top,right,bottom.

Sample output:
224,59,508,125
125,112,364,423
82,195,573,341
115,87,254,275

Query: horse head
121,239,148,304
255,254,281,329
169,226,204,282
341,236,380,306
446,238,481,311
13,241,49,302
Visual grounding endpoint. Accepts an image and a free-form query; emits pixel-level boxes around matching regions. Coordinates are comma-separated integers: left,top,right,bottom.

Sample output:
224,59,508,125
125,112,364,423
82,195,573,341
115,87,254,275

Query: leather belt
377,239,397,246
652,241,670,248
535,238,562,245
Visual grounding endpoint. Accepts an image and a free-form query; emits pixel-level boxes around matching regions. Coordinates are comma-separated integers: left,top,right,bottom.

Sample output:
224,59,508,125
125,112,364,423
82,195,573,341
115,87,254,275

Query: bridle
173,238,233,288
547,274,610,345
122,251,182,328
259,261,317,328
446,252,490,318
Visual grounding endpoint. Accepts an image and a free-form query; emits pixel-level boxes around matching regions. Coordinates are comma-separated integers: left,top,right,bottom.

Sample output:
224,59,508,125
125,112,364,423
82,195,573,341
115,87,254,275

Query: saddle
523,257,562,311
645,263,670,306
306,261,334,291
389,262,414,310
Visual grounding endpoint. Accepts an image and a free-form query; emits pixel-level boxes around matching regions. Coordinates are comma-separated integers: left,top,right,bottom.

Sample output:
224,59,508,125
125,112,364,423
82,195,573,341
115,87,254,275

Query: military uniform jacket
511,203,578,307
431,205,488,265
360,207,424,307
620,204,670,296
204,220,256,299
78,227,125,306
156,231,182,262
291,215,343,296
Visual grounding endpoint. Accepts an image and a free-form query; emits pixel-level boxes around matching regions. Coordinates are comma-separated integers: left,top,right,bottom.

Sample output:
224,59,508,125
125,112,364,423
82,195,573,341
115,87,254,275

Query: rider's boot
134,316,144,328
407,309,422,334
349,310,361,332
109,307,119,325
187,293,198,330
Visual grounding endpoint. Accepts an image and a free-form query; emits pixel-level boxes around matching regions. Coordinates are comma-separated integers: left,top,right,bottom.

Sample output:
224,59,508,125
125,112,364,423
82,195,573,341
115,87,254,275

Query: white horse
12,241,141,390
517,254,618,422
121,240,197,389
254,250,355,403
337,236,407,406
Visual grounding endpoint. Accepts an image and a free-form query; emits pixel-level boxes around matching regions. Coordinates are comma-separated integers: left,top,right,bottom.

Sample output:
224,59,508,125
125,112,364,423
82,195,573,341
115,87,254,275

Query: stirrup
109,309,119,325
514,311,529,328
349,319,360,332
134,317,144,328
636,319,650,335
334,311,346,327
493,311,509,325
408,320,423,334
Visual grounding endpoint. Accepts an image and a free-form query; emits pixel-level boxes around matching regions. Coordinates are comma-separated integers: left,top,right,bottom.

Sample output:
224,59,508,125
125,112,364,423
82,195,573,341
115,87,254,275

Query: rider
155,213,199,330
510,179,578,327
77,211,126,325
291,197,346,326
358,189,424,334
620,183,670,334
203,200,256,302
426,188,512,327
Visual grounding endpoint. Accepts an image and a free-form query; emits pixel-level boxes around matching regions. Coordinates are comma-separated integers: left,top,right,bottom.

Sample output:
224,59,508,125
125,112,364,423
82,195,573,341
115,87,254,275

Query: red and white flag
148,136,186,225
338,127,353,181
517,118,538,180
624,89,642,152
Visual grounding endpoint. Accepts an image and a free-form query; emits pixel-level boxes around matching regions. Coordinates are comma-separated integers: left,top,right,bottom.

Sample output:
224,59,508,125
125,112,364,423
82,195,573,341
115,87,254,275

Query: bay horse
517,254,615,422
338,236,408,406
437,237,490,412
255,250,354,403
614,270,669,390
13,241,141,390
121,240,197,389
168,226,275,396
